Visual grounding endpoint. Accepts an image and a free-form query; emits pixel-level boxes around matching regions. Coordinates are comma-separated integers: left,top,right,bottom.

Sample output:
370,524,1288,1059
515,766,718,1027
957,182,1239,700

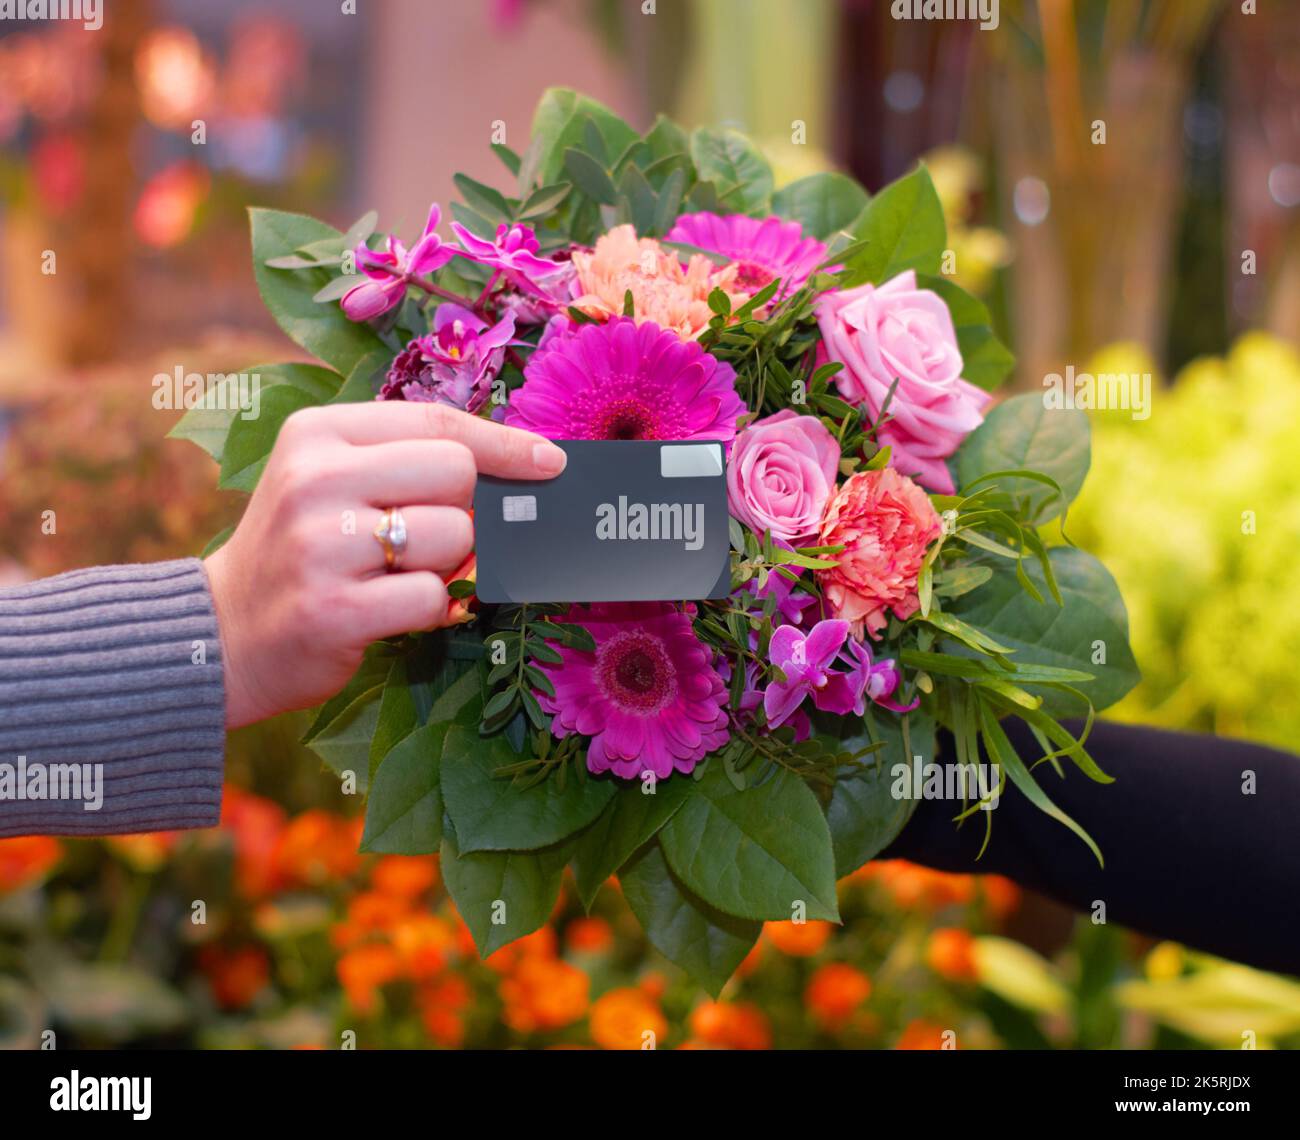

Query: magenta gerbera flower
666,211,830,296
503,317,744,445
537,603,730,780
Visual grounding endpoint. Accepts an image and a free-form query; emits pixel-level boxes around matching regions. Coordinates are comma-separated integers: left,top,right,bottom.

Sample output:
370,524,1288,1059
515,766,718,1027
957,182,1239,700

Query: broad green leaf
620,842,762,999
772,172,869,240
249,208,388,375
956,392,1090,521
823,710,936,877
330,346,391,405
843,164,946,285
689,127,773,215
570,778,694,910
659,762,839,922
563,148,617,205
440,828,569,957
521,88,639,189
360,723,448,854
948,547,1140,716
168,362,340,464
368,658,419,786
303,647,394,742
919,275,1015,391
218,382,320,492
440,726,614,852
304,684,382,791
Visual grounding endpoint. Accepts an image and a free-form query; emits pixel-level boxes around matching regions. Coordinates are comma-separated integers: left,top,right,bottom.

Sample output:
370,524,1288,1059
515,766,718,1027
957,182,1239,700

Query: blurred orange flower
197,944,270,1011
500,957,589,1034
371,855,438,899
219,785,286,898
564,916,613,955
895,1018,950,1050
765,919,833,957
980,875,1021,920
805,963,871,1030
0,836,61,892
391,913,457,980
274,810,361,886
859,860,975,910
925,927,977,982
589,987,667,1050
418,974,472,1047
337,943,403,1015
484,924,557,973
688,1000,772,1050
104,831,178,873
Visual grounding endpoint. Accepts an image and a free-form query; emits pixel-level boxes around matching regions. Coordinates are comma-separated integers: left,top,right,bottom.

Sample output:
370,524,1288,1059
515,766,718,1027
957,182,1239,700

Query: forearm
884,718,1300,975
0,559,226,837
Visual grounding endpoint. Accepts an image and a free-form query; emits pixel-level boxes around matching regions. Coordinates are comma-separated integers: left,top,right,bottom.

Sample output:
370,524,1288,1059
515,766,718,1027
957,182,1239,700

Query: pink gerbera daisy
666,211,831,296
537,603,730,779
503,317,744,445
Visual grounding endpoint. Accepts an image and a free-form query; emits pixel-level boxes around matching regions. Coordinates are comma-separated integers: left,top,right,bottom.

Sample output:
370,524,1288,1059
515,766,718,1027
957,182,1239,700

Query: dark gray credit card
473,440,731,603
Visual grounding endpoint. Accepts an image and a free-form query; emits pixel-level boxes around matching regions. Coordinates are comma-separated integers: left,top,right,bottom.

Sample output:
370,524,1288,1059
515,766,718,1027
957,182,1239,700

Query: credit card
473,440,731,603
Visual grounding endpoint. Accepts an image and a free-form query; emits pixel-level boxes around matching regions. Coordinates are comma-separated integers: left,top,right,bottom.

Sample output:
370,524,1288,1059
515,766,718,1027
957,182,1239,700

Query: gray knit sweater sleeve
0,559,226,837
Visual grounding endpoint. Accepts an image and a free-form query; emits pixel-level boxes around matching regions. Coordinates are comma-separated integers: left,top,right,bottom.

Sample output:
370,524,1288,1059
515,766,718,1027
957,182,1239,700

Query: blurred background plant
2,0,1299,1049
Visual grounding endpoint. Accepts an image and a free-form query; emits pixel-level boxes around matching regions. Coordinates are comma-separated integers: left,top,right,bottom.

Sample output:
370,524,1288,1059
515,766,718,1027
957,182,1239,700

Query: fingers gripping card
473,441,731,603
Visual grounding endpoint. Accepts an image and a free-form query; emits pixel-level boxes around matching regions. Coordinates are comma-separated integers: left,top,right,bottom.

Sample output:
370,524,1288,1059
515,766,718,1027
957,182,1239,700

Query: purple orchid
449,221,567,297
838,636,919,714
763,619,917,729
341,204,458,322
377,303,515,414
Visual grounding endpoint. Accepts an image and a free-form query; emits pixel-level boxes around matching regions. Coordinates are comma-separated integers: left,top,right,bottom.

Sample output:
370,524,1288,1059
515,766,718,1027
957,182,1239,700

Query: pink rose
817,467,942,639
727,409,840,543
816,269,990,494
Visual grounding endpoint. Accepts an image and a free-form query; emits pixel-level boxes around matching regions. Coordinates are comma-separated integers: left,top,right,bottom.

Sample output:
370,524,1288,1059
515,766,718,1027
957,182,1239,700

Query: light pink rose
815,269,990,494
727,409,841,544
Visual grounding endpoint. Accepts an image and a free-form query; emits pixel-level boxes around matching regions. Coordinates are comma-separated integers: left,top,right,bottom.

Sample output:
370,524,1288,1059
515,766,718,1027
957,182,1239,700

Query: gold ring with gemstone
373,506,408,572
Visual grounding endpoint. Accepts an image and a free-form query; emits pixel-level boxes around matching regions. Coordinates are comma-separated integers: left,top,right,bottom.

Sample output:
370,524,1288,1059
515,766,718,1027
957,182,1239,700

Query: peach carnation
570,224,744,340
816,467,942,639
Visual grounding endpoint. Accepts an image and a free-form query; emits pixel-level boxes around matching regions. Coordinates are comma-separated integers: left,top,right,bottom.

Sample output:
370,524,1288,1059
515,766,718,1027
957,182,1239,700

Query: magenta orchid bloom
378,303,516,414
341,203,458,322
764,619,861,728
449,221,566,296
838,635,919,714
763,619,917,729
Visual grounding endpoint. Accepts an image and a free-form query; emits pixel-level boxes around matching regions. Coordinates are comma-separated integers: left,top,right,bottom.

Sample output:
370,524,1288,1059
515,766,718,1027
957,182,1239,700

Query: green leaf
453,173,512,224
948,547,1140,716
516,182,571,220
659,762,839,922
249,208,388,375
167,362,340,464
440,726,614,852
615,162,658,234
304,684,383,791
440,828,569,957
689,127,773,215
368,658,419,786
570,779,694,910
620,842,762,999
824,711,936,877
956,392,1090,522
563,148,617,205
919,275,1015,391
772,172,869,240
843,164,946,285
360,723,448,854
520,88,639,189
218,382,320,492
330,346,391,405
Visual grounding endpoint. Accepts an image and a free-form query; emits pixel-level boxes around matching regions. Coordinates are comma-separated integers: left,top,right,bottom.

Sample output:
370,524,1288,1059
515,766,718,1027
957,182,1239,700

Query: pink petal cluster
537,603,730,779
727,409,840,544
503,317,744,446
816,269,990,493
666,211,830,296
341,204,457,321
816,466,942,639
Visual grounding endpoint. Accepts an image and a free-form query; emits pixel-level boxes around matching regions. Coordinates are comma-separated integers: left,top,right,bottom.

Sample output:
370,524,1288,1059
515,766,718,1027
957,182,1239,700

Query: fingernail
534,443,566,476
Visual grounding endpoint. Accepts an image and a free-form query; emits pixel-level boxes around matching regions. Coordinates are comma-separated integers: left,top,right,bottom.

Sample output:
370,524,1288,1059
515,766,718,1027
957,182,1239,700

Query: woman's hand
204,402,566,730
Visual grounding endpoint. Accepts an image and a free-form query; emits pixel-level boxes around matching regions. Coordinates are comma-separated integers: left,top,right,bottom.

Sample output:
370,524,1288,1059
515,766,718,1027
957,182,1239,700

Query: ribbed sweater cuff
0,559,226,837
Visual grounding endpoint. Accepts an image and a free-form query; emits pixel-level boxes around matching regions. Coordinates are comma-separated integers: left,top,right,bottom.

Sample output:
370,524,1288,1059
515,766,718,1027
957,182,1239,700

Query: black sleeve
882,718,1300,976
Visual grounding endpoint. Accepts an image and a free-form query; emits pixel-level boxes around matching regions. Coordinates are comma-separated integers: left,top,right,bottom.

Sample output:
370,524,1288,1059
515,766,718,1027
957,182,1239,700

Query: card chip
502,494,537,522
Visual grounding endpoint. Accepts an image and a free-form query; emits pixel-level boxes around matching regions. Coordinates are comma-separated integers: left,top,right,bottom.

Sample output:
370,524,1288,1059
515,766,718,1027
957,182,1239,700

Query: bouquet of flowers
177,90,1138,995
